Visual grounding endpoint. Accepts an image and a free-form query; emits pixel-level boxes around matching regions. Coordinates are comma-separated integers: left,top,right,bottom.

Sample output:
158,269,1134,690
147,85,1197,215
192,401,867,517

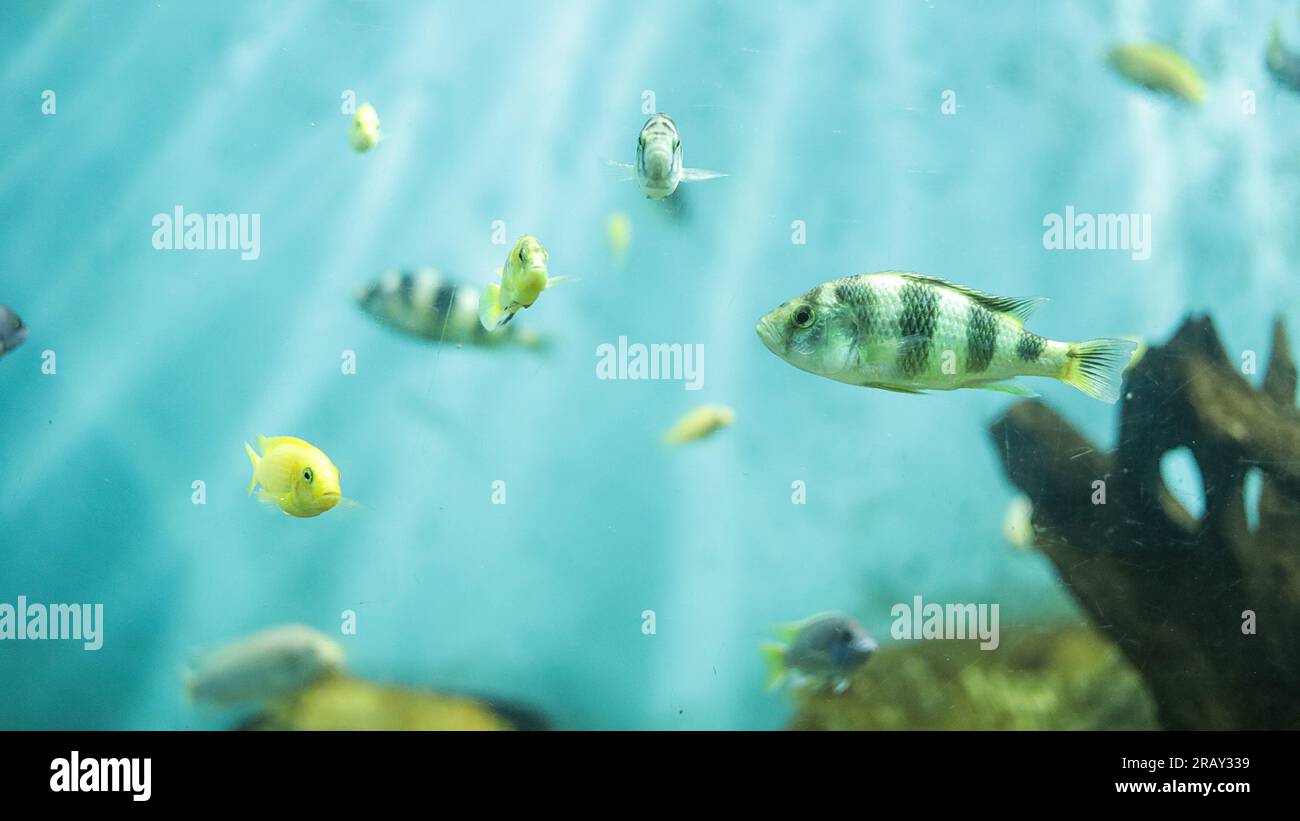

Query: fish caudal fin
1060,338,1139,404
243,442,260,495
479,283,504,331
760,642,788,690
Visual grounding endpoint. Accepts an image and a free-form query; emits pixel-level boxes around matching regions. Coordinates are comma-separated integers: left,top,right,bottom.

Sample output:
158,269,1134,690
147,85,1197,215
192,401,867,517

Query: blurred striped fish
355,268,546,352
1267,23,1300,93
0,304,27,358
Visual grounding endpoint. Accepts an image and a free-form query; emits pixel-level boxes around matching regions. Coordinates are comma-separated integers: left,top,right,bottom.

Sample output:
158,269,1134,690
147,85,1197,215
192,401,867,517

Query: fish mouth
853,637,879,656
755,315,782,355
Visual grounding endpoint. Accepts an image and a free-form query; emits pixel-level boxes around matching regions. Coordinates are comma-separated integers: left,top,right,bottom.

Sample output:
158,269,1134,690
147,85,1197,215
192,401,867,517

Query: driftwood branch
988,315,1300,729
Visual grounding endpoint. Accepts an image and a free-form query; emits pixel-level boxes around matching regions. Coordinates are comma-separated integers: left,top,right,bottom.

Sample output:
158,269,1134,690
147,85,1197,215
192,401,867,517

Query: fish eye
302,467,314,483
792,305,815,329
518,246,528,262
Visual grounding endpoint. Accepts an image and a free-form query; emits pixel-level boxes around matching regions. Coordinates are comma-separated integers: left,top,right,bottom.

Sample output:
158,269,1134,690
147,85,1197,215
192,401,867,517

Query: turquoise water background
2,0,1298,729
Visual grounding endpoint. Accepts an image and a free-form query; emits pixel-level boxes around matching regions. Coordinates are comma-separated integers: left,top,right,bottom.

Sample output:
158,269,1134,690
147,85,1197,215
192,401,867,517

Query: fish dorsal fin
899,273,1047,324
772,621,802,643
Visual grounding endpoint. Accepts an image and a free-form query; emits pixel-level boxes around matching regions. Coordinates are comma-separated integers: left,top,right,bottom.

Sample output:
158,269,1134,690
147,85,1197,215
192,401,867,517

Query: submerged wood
989,315,1300,729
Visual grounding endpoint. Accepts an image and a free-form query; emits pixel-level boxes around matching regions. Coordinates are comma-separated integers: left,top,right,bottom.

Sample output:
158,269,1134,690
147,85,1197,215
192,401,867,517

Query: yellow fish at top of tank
1105,43,1206,105
349,102,381,153
244,435,345,518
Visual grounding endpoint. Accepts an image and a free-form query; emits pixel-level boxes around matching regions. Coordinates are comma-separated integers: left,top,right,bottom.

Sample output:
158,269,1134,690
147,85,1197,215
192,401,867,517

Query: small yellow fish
244,435,344,518
662,404,735,447
606,212,633,264
1105,43,1206,105
479,235,569,331
1002,494,1036,550
349,102,381,153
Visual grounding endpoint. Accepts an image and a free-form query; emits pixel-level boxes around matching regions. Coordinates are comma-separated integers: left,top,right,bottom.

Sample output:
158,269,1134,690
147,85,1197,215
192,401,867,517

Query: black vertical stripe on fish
1016,331,1046,362
966,304,997,373
398,272,416,304
897,281,938,376
836,279,875,347
433,283,457,315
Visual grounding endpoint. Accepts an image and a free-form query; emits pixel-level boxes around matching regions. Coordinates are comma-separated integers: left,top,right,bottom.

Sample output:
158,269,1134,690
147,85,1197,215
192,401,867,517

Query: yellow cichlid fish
244,435,344,518
349,102,381,153
662,404,735,447
1105,43,1206,105
606,212,633,264
478,235,569,331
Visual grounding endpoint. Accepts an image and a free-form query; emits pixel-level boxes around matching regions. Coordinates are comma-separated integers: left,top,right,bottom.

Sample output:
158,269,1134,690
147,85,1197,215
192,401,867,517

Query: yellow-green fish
356,268,546,352
1105,43,1206,104
479,235,569,331
349,102,381,153
244,435,345,518
606,212,632,264
756,272,1137,403
662,404,735,446
1267,23,1300,93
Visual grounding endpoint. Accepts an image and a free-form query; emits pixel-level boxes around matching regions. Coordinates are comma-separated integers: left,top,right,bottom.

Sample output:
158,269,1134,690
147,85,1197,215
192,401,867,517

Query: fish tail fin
760,642,788,690
479,283,504,331
243,441,260,495
1060,338,1139,404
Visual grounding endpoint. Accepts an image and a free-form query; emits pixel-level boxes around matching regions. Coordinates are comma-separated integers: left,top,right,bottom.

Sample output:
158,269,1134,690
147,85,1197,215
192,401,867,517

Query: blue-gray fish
0,304,27,358
183,624,345,707
612,113,726,199
356,268,546,352
756,272,1137,403
761,612,877,693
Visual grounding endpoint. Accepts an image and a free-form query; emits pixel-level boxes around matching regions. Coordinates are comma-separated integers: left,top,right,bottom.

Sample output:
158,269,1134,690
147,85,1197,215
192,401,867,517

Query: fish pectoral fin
496,305,521,328
602,158,636,181
680,167,727,182
967,380,1040,398
479,283,504,331
544,275,577,289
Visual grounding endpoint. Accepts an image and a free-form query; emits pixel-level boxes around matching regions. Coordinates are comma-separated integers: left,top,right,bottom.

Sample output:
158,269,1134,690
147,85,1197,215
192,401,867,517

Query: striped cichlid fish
356,268,546,352
610,113,726,199
0,304,27,358
756,272,1137,403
